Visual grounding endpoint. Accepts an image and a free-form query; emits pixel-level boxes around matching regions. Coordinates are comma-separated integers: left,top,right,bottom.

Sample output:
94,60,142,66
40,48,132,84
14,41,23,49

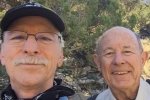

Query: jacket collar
1,79,75,100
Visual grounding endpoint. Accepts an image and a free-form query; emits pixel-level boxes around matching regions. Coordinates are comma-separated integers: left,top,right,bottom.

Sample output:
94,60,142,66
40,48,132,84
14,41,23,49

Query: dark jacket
1,79,75,100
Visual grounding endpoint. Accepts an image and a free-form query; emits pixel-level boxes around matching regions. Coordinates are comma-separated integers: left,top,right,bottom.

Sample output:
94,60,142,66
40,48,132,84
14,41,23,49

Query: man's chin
13,78,45,87
111,81,134,90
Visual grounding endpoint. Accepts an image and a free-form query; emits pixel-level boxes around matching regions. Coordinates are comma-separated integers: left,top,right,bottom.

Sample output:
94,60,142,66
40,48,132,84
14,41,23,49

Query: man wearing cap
0,2,74,100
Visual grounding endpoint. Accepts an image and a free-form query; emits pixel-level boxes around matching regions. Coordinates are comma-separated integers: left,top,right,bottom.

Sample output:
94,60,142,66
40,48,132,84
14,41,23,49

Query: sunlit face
94,27,147,91
0,16,63,89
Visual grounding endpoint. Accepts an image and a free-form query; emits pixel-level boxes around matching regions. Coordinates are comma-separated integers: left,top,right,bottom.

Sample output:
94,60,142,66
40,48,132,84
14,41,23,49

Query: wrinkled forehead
100,27,139,49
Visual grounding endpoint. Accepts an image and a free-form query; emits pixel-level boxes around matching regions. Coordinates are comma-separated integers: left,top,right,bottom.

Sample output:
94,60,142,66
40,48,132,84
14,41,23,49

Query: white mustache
13,56,49,66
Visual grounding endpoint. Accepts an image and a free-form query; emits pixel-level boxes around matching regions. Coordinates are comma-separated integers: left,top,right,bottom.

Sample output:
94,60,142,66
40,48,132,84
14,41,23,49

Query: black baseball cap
0,2,65,33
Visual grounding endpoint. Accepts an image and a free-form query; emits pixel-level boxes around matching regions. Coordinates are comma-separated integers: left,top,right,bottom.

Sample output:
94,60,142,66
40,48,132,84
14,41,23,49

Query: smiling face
94,27,147,91
0,16,63,90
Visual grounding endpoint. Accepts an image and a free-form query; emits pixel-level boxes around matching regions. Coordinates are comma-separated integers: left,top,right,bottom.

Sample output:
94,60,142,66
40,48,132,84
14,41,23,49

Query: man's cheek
0,54,7,66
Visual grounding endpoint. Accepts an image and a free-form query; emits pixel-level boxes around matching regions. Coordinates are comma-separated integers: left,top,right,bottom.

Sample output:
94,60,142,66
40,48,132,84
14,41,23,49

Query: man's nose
23,37,40,55
112,52,125,65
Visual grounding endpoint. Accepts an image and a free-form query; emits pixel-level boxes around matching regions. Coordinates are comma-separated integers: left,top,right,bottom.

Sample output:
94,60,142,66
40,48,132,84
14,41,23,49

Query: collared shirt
96,78,150,100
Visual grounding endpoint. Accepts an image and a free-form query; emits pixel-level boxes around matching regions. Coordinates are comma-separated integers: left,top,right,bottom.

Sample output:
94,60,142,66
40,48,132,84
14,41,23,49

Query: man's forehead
104,45,133,50
97,26,140,51
100,27,137,43
103,27,134,37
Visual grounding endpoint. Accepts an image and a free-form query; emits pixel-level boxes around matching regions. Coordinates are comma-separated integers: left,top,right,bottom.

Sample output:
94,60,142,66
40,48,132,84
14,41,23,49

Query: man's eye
106,52,113,55
124,51,133,55
38,36,52,41
124,51,131,53
10,35,26,40
104,52,114,57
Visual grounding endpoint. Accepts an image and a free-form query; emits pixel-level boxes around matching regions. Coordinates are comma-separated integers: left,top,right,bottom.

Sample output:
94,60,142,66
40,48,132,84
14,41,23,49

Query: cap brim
1,6,65,32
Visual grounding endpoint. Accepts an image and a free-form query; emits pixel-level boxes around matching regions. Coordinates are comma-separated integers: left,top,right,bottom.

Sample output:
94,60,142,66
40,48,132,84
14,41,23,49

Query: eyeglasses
3,31,61,46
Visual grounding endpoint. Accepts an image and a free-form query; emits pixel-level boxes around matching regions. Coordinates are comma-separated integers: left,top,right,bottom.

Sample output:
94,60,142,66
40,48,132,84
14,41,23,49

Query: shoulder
140,78,150,90
68,93,87,100
135,79,150,100
87,89,110,100
96,89,110,100
146,79,150,84
87,94,99,100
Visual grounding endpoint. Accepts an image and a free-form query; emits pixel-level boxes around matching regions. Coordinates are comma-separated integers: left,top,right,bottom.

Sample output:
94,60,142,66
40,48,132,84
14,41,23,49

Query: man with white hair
91,26,150,100
0,2,74,100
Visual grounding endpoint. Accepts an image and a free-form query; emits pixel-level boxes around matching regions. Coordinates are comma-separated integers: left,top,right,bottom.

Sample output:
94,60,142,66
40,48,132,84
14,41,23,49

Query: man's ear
57,52,64,68
141,51,148,66
0,50,5,66
93,54,101,72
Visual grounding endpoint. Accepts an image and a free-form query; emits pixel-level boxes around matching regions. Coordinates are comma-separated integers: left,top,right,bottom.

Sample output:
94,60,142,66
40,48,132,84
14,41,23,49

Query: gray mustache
13,56,49,66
